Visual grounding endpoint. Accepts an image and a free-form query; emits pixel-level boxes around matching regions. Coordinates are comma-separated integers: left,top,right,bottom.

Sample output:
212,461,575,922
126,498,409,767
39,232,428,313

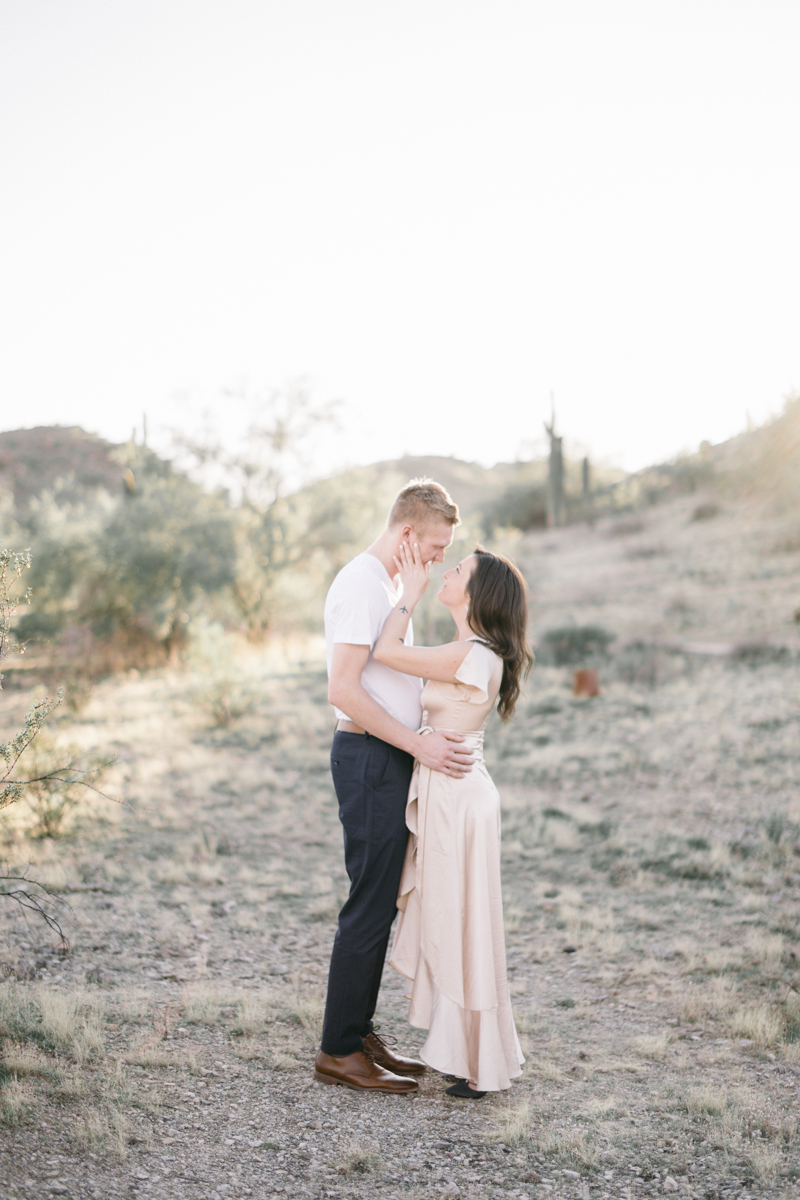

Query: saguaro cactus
544,407,565,528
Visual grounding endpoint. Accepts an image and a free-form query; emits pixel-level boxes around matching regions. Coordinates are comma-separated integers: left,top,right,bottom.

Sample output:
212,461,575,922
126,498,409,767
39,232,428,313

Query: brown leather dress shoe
314,1050,419,1094
362,1031,427,1076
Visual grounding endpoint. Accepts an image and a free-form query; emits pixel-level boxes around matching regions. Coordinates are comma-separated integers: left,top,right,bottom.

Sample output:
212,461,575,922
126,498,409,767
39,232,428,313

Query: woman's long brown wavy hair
466,547,533,721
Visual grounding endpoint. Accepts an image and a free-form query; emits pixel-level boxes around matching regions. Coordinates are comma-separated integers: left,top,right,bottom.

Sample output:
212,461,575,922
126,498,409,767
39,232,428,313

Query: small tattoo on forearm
400,606,408,614
398,637,404,643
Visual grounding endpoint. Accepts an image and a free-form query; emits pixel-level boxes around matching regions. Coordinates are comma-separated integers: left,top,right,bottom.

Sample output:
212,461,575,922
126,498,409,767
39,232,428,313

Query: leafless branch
0,869,71,948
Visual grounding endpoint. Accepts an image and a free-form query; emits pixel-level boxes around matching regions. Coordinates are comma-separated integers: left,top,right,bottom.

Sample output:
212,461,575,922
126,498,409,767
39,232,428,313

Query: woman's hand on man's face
392,540,431,605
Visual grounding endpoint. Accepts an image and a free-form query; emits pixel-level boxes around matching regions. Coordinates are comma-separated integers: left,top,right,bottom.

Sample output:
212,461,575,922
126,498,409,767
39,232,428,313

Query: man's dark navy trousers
320,729,414,1057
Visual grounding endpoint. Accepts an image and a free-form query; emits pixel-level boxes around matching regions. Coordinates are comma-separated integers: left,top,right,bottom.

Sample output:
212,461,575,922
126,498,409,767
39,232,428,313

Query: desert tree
16,447,238,663
173,379,342,639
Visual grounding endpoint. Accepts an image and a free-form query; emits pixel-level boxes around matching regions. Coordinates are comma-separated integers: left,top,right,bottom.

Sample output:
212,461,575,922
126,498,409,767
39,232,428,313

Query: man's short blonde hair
387,478,460,530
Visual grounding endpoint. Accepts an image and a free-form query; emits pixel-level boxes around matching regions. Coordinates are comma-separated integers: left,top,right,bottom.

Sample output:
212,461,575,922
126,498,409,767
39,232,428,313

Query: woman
373,543,533,1098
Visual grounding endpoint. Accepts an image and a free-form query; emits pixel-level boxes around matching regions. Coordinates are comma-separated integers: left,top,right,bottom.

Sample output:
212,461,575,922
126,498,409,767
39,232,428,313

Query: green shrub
186,621,260,727
484,484,548,533
691,502,721,521
19,735,112,839
611,641,685,688
732,642,792,666
17,448,237,655
538,625,616,666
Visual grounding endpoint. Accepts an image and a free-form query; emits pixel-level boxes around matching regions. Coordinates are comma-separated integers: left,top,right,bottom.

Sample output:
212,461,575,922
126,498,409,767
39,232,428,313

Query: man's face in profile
402,519,454,566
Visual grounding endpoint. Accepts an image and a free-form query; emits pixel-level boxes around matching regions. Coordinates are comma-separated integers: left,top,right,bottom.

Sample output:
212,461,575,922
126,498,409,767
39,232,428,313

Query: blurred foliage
0,550,73,942
185,621,260,727
18,734,113,839
691,502,721,522
172,381,390,639
537,625,616,666
0,389,394,687
17,446,236,652
484,482,548,533
4,390,798,689
609,641,686,688
713,394,800,510
1,550,62,814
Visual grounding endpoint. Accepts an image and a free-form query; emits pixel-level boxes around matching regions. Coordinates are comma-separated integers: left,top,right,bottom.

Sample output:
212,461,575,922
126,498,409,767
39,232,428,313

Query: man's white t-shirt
324,552,423,731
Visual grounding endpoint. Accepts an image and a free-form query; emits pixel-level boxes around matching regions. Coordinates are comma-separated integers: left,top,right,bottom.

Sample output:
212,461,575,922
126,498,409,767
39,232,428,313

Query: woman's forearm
373,595,418,665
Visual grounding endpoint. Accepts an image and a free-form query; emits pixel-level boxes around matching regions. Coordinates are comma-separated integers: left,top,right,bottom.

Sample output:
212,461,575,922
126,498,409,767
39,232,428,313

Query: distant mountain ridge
3,402,796,531
0,429,556,525
0,426,125,513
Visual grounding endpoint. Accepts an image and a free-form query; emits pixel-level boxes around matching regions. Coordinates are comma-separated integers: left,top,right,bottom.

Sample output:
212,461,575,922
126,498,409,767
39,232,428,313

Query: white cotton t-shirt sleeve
454,640,498,703
325,582,386,648
324,553,423,730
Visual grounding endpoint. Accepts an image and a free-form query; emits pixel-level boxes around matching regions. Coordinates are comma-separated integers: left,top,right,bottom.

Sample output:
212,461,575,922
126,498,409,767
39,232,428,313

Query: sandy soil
1,491,800,1200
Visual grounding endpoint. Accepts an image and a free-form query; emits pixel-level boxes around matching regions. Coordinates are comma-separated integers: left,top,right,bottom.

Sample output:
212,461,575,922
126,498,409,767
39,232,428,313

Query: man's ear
399,525,413,544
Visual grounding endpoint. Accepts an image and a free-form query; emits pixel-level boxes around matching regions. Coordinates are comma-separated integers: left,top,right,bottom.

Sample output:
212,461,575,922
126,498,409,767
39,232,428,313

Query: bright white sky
1,1,799,474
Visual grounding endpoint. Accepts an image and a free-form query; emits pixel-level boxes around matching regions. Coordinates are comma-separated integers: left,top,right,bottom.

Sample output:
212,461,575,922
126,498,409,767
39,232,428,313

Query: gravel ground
2,492,800,1199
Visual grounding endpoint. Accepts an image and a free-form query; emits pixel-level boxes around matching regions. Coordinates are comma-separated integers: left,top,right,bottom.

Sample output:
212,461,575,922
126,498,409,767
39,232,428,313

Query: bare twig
0,869,71,948
14,765,127,810
0,547,104,939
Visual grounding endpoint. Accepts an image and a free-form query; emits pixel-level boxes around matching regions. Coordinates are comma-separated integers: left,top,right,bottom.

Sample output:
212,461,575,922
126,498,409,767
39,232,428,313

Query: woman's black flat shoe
445,1080,487,1099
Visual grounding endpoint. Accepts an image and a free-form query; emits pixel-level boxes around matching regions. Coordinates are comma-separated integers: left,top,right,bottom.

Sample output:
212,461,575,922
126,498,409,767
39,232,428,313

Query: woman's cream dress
389,638,524,1092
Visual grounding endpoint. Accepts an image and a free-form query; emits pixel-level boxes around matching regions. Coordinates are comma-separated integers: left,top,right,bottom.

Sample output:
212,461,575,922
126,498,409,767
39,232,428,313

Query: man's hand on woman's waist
413,730,474,777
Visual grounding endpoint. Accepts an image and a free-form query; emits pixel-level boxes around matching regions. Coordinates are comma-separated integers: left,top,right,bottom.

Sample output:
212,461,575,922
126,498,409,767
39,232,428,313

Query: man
314,479,474,1094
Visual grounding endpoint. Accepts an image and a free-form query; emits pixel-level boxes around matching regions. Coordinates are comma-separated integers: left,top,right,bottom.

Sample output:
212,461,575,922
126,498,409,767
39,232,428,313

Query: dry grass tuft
593,1057,642,1075
529,1058,565,1082
679,975,739,1022
37,987,106,1061
685,1084,729,1114
744,1142,782,1186
777,1115,798,1145
0,1040,53,1078
579,1094,629,1119
270,1047,303,1070
704,946,743,973
745,930,785,965
534,1126,599,1169
54,1073,87,1100
182,983,234,1025
515,1010,542,1035
596,930,624,956
307,897,339,920
73,1107,133,1157
0,1079,32,1125
727,1002,784,1047
284,987,324,1034
123,1046,197,1069
231,989,276,1037
633,1033,671,1059
335,1138,380,1175
0,981,38,1041
232,1038,269,1062
110,989,150,1025
0,983,106,1063
492,1098,532,1145
672,937,702,972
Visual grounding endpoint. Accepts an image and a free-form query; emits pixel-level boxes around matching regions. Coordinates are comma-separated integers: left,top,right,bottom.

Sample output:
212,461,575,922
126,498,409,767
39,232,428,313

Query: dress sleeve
454,642,498,703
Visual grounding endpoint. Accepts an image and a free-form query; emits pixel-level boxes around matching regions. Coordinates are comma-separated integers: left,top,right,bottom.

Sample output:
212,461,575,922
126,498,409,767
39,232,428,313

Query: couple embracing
315,480,532,1099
